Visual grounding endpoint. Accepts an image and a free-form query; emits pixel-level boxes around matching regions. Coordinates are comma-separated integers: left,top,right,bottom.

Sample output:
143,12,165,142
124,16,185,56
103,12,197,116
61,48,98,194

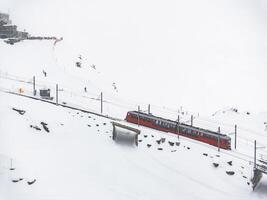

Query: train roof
128,111,230,139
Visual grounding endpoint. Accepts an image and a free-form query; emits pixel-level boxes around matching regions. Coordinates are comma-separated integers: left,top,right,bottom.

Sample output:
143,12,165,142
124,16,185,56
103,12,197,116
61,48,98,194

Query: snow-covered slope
1,0,267,199
0,91,266,200
1,0,267,114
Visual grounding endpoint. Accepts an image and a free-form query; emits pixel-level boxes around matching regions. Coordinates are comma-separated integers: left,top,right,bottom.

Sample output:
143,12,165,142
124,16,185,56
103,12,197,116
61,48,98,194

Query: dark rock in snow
40,122,49,133
103,123,106,125
227,161,233,166
12,108,26,115
76,61,81,68
27,179,36,185
243,176,247,179
151,135,154,137
171,150,177,152
96,124,99,127
138,140,142,142
30,125,41,131
168,141,174,146
176,142,180,146
156,140,161,144
144,135,148,138
12,178,23,183
226,171,235,175
158,148,163,151
161,138,166,143
213,163,219,168
147,144,152,148
87,124,91,127
203,153,208,156
187,147,190,150
216,155,220,157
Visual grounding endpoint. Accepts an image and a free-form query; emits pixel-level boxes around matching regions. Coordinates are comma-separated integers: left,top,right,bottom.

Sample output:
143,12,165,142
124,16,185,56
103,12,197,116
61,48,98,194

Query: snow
0,91,267,200
0,0,267,199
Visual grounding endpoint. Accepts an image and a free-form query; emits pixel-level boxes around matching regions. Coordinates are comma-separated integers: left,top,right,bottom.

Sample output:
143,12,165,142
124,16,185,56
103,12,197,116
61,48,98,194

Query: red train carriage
125,111,231,150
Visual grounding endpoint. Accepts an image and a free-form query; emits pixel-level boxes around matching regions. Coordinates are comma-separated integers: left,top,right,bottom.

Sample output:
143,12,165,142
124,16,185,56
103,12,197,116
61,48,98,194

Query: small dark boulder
144,135,148,138
213,163,219,168
156,140,161,144
158,148,163,151
168,141,174,146
227,161,233,166
226,171,235,175
40,122,49,133
27,179,36,185
12,178,23,183
30,125,41,131
12,108,26,115
147,144,152,148
203,153,208,156
176,142,180,146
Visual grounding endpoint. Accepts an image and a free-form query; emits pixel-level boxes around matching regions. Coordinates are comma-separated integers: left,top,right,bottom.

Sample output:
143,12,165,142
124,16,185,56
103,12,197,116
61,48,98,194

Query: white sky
1,0,267,115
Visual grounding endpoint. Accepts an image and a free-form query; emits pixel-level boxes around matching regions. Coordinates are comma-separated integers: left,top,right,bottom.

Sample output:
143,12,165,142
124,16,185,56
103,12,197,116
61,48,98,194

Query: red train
125,111,231,150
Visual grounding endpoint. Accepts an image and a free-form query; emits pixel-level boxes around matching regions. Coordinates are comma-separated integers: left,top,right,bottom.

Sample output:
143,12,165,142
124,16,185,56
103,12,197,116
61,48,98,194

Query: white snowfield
0,91,266,200
0,0,267,198
0,39,266,199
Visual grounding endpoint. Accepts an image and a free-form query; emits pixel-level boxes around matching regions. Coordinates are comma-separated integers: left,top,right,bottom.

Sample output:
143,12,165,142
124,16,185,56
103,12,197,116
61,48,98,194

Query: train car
125,111,231,150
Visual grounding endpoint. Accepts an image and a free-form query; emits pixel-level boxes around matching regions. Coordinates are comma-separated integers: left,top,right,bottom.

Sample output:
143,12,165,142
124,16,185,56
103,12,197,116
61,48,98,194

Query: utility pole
234,124,237,149
148,104,150,114
218,126,221,152
33,76,36,96
177,115,180,140
191,115,193,126
254,140,257,169
56,84,58,105
138,105,140,127
100,92,103,114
